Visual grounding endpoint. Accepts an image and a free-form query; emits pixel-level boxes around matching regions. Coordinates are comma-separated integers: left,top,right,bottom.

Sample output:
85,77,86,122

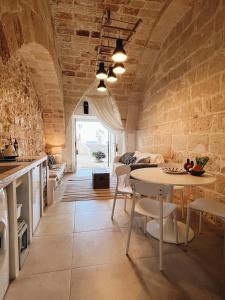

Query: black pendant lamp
113,62,126,75
107,66,117,83
112,38,127,62
96,62,107,79
97,80,107,92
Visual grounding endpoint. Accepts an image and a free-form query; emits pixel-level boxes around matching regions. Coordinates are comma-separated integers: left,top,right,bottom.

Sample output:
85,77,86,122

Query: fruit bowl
189,169,205,176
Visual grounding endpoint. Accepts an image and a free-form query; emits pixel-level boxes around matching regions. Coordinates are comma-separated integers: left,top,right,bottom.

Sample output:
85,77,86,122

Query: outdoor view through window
76,120,109,169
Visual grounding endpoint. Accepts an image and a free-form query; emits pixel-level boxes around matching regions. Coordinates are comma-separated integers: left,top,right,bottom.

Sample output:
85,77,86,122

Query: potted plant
92,151,106,162
189,156,209,176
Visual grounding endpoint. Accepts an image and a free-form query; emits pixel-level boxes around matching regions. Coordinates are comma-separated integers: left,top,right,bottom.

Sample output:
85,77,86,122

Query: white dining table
130,167,216,244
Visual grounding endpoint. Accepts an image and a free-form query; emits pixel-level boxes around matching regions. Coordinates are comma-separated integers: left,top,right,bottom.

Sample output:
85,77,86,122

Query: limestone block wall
137,0,225,203
0,0,65,152
0,55,44,156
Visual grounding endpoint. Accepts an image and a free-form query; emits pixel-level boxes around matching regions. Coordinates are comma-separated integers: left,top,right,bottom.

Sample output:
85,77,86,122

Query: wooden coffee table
92,168,110,189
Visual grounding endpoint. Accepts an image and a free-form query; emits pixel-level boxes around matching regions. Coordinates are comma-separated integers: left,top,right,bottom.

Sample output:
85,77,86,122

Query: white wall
62,117,74,172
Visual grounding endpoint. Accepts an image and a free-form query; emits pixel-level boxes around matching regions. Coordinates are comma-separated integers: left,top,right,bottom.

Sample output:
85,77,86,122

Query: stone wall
0,55,44,156
0,0,65,152
137,0,225,203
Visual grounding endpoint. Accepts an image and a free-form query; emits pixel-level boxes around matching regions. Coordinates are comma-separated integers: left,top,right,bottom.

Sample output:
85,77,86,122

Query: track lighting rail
102,24,136,33
95,8,142,91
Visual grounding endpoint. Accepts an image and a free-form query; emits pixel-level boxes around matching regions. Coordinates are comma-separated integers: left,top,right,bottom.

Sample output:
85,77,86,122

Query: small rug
62,176,121,202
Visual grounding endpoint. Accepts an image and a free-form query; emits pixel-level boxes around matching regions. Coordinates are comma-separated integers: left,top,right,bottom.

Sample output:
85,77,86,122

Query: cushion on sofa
48,155,56,168
137,157,151,163
134,151,150,163
134,151,164,164
149,153,164,164
119,152,136,165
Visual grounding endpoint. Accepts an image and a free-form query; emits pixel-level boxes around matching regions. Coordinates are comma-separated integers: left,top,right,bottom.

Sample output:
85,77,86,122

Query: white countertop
0,155,47,188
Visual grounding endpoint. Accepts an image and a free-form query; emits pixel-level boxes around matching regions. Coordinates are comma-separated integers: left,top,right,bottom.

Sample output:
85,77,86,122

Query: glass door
75,118,110,170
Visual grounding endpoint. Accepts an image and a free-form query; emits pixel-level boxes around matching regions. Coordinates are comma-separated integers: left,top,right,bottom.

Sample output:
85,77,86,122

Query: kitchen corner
0,155,48,281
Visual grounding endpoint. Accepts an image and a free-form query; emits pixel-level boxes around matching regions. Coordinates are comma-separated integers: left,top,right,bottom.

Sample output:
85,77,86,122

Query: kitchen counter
0,155,47,188
0,154,48,280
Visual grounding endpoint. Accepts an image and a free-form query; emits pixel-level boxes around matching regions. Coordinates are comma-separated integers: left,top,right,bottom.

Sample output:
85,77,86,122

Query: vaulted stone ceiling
49,0,192,124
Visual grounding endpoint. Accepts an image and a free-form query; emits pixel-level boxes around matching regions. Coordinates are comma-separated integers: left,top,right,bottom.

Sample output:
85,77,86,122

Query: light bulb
96,62,107,79
112,38,127,62
107,66,117,83
113,63,126,75
97,80,107,92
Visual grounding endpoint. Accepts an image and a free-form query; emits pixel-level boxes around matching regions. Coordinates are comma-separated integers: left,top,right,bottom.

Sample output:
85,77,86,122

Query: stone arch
17,43,65,149
72,81,123,127
0,1,65,150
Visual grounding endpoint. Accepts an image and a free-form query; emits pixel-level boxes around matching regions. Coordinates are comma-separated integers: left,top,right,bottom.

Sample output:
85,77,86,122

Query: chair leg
185,206,191,246
124,195,127,212
199,211,203,234
173,210,178,244
126,195,136,255
111,191,118,220
143,216,148,234
159,197,163,271
180,190,184,219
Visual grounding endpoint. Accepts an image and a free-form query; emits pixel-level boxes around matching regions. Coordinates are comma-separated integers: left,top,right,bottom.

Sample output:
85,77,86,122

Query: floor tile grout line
38,212,75,219
28,233,74,241
15,267,73,280
71,233,76,270
68,250,186,272
68,269,72,300
10,246,221,281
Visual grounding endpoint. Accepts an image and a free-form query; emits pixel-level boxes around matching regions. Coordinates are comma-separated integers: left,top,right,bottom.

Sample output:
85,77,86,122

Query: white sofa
47,162,66,205
113,151,165,170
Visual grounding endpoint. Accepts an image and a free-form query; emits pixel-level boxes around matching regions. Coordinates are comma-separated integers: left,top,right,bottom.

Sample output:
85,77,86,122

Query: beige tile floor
5,180,225,300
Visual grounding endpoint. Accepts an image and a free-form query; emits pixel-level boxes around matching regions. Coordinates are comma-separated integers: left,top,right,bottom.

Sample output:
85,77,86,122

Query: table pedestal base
146,219,194,244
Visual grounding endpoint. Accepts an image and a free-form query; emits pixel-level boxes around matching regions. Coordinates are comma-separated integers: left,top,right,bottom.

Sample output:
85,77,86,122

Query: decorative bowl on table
189,169,205,176
161,167,187,174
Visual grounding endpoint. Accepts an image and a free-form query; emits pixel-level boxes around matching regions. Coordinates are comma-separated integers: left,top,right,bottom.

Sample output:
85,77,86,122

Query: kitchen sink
0,165,19,174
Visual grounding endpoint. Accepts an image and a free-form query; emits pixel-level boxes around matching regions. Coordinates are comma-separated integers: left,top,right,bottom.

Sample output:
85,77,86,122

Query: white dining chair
126,179,178,271
158,163,185,218
111,165,132,220
185,198,225,245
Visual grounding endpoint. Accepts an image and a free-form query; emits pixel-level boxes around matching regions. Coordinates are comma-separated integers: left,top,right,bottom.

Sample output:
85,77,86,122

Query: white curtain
88,96,123,132
80,81,126,154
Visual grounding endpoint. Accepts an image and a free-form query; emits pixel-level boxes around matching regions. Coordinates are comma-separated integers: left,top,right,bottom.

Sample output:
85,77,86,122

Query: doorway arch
62,81,125,173
0,4,66,153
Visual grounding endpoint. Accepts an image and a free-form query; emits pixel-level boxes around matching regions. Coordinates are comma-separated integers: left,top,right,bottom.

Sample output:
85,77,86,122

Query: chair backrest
115,165,131,188
130,179,172,198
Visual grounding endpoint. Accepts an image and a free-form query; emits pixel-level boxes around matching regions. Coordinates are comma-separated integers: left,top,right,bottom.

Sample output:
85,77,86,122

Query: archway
62,81,125,173
17,43,65,150
0,3,66,154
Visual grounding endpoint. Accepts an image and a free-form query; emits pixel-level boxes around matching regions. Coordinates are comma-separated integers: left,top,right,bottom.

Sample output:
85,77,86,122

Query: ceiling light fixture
107,66,117,83
97,80,107,92
96,62,108,79
113,63,126,75
112,38,127,62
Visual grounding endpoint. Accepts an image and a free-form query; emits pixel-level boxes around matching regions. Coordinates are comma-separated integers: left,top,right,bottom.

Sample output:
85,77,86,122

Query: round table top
130,167,216,186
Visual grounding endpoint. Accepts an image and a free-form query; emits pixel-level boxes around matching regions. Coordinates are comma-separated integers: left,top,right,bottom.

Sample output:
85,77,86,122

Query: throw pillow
125,155,136,165
137,157,151,163
48,155,56,168
119,152,135,164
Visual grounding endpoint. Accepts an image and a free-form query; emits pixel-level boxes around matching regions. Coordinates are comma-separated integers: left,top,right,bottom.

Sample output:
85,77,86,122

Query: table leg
146,186,194,244
146,219,194,244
